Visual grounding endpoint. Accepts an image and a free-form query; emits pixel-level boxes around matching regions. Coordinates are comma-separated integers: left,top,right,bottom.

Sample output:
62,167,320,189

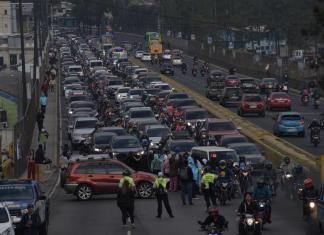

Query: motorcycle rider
299,178,319,218
301,85,310,103
229,67,236,75
253,178,272,223
262,162,278,196
192,64,198,76
309,119,321,142
198,207,228,232
280,156,295,174
181,62,187,73
201,167,218,209
193,55,199,65
237,192,260,235
216,160,234,200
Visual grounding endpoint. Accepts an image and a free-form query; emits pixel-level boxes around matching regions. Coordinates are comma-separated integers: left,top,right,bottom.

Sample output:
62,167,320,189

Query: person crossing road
153,172,174,218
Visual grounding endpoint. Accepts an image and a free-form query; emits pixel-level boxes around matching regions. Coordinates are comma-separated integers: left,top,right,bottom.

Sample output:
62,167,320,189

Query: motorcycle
314,97,320,109
301,95,309,105
239,213,262,235
199,131,209,146
192,68,197,77
320,114,324,129
304,197,317,220
218,181,229,205
311,127,321,147
198,221,227,235
182,67,187,75
256,200,270,228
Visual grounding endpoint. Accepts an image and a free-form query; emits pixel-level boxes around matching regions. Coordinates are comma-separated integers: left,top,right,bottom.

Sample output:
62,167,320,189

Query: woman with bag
117,181,136,228
27,149,36,180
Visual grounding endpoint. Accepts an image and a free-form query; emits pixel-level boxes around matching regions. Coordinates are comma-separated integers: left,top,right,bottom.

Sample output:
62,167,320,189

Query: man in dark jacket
179,159,194,205
36,110,44,133
117,181,136,227
21,204,41,235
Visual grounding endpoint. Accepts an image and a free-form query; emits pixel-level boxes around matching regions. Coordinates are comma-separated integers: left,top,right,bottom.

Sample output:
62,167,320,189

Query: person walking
35,145,45,182
154,172,174,218
38,128,49,151
117,179,136,228
20,204,41,235
36,110,44,133
163,153,170,177
151,153,163,175
39,93,47,114
169,154,179,192
41,79,49,97
49,78,55,92
27,149,36,180
201,167,217,210
179,159,194,205
119,170,135,188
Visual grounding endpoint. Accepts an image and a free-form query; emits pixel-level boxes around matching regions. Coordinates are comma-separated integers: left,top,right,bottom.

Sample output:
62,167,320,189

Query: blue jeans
181,181,193,205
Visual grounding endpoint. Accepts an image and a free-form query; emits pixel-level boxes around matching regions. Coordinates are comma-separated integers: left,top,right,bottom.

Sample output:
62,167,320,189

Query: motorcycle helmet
239,155,246,163
122,169,131,176
257,177,264,188
265,162,273,170
208,207,219,216
304,178,314,189
227,159,234,168
283,156,290,165
294,164,303,174
219,160,226,170
219,171,226,178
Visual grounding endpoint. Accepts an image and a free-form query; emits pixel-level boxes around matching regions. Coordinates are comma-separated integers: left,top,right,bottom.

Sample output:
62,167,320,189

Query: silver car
71,117,98,149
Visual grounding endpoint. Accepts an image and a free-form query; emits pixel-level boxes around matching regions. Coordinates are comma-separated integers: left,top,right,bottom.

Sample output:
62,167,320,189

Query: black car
219,87,242,107
160,64,174,76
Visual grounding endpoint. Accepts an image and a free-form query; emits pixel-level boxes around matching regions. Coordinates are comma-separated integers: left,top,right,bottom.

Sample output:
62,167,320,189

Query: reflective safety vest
202,173,216,189
118,176,135,188
153,178,167,189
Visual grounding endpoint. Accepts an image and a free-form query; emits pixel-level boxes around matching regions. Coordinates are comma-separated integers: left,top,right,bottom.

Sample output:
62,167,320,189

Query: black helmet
265,162,273,170
227,159,234,167
219,160,226,170
294,164,303,174
257,177,264,187
239,155,246,162
283,156,290,164
122,169,131,176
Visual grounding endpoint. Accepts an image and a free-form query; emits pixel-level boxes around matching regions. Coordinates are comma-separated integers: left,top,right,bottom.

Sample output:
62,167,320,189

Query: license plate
250,105,257,108
287,128,297,132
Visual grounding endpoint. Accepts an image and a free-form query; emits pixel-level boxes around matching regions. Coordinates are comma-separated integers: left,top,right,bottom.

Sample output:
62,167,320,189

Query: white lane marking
127,230,132,235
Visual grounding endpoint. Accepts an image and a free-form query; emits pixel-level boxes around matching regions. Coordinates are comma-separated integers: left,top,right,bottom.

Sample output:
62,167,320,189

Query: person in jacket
36,110,44,133
38,128,49,151
199,207,228,231
188,155,200,199
35,145,45,182
169,154,179,192
299,178,319,218
151,154,163,175
280,156,295,174
201,167,217,209
163,153,170,177
153,172,174,218
253,178,272,223
117,181,136,227
119,170,135,188
39,93,47,114
21,204,41,235
262,162,277,196
179,159,194,205
27,149,36,180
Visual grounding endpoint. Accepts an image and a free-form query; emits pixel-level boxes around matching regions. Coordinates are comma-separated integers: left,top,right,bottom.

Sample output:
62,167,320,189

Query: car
144,124,171,149
164,139,198,154
191,146,239,162
64,158,156,200
110,135,145,161
0,180,49,234
266,92,292,111
228,143,266,170
219,135,248,147
64,83,83,98
160,64,174,76
183,108,208,128
68,94,90,103
135,50,144,59
273,112,305,136
141,53,152,62
0,203,15,235
205,118,240,141
91,132,117,153
238,94,265,117
68,113,92,139
224,75,240,87
121,102,145,116
171,56,183,66
162,50,172,60
98,127,128,136
151,83,172,92
239,78,259,93
126,107,156,126
71,117,98,149
219,87,242,107
131,68,148,80
67,101,96,117
259,77,279,94
67,65,83,77
128,89,145,99
165,92,189,102
115,87,131,102
89,59,103,71
166,98,198,116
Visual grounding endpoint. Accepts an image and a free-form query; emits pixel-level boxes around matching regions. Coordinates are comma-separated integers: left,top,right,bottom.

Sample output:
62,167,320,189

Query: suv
0,203,15,235
0,180,49,235
64,158,156,200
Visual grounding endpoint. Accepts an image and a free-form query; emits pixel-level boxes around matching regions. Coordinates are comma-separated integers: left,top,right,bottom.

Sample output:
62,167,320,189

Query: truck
145,32,163,55
206,70,226,100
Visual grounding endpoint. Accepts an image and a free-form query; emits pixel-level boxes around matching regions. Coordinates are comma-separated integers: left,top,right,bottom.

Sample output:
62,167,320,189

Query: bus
145,32,163,55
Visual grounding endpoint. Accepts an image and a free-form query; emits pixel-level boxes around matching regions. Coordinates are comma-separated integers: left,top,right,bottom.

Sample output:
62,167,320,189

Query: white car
141,53,152,62
171,56,183,66
131,68,148,80
135,50,144,59
162,50,172,60
151,83,173,92
0,204,15,235
64,83,83,99
115,87,131,102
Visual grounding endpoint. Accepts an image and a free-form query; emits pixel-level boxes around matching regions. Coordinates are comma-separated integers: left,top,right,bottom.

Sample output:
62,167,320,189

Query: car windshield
129,90,143,95
146,89,160,95
130,110,154,118
263,79,276,84
244,96,262,102
118,88,130,93
70,96,88,102
0,208,9,223
273,93,289,99
186,111,208,120
160,85,171,90
209,151,238,162
233,145,259,155
159,92,170,98
169,93,188,99
222,137,247,146
69,67,82,72
90,61,103,67
75,120,97,129
71,103,95,109
208,122,236,131
170,141,197,152
113,138,140,148
109,80,123,86
95,135,114,145
147,77,161,83
226,89,240,95
147,128,170,137
0,185,34,201
281,115,301,121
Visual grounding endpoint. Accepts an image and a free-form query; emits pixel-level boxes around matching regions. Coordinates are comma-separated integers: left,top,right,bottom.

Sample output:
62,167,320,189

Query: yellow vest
154,177,167,189
118,176,135,188
202,173,216,189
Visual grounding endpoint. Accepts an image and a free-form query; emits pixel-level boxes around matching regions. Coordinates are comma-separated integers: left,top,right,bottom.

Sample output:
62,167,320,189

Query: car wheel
76,184,93,200
137,182,153,199
39,220,48,235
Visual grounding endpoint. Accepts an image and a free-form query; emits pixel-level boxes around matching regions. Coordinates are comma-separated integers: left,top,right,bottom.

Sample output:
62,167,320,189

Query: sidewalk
20,87,59,195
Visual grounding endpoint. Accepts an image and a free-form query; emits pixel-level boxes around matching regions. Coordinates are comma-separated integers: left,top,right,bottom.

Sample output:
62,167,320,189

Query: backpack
179,167,189,180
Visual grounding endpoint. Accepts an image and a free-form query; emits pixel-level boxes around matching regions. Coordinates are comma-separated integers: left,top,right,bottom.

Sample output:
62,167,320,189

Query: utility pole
33,0,38,83
18,0,27,114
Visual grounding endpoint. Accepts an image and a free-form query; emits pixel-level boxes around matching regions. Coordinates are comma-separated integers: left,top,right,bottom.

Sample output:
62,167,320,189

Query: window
107,163,126,174
4,10,7,15
75,163,107,174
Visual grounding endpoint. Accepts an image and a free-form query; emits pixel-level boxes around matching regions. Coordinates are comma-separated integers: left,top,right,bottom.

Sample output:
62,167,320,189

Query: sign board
191,34,196,41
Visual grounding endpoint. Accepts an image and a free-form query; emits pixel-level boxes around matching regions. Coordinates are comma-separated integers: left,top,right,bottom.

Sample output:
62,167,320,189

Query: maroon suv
64,158,156,200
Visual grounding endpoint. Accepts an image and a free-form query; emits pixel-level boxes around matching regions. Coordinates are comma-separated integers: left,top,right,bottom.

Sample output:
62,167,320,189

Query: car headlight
112,152,118,156
137,150,145,155
94,148,100,152
246,218,254,226
187,122,191,126
310,202,315,209
150,142,154,146
285,174,293,178
68,110,73,114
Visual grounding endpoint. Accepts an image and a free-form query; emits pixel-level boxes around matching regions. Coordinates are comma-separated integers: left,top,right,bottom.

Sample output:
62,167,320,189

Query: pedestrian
20,204,41,235
201,167,217,210
169,154,179,192
27,149,36,180
163,153,170,177
39,93,47,114
151,153,163,175
38,128,49,151
154,172,174,218
50,67,56,79
188,155,201,199
119,169,135,188
36,110,44,133
117,178,135,227
35,145,45,182
179,159,194,205
41,80,49,97
49,78,55,92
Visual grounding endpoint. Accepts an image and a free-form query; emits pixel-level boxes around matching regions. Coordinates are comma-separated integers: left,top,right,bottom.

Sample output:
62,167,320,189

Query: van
191,146,239,163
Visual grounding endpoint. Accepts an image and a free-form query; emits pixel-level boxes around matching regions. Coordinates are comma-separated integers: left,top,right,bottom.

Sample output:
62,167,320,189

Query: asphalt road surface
115,33,324,157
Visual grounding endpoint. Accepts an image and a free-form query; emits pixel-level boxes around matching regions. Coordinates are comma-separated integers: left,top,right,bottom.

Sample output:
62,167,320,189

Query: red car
267,92,291,111
238,94,265,117
205,118,240,141
225,75,240,87
64,157,156,200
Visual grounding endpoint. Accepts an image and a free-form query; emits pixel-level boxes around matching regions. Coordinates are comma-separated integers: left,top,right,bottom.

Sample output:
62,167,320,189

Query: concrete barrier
130,57,319,173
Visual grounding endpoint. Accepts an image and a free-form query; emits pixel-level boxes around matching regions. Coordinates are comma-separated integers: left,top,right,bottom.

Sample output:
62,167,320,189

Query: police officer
153,172,174,218
119,170,135,188
201,167,218,209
